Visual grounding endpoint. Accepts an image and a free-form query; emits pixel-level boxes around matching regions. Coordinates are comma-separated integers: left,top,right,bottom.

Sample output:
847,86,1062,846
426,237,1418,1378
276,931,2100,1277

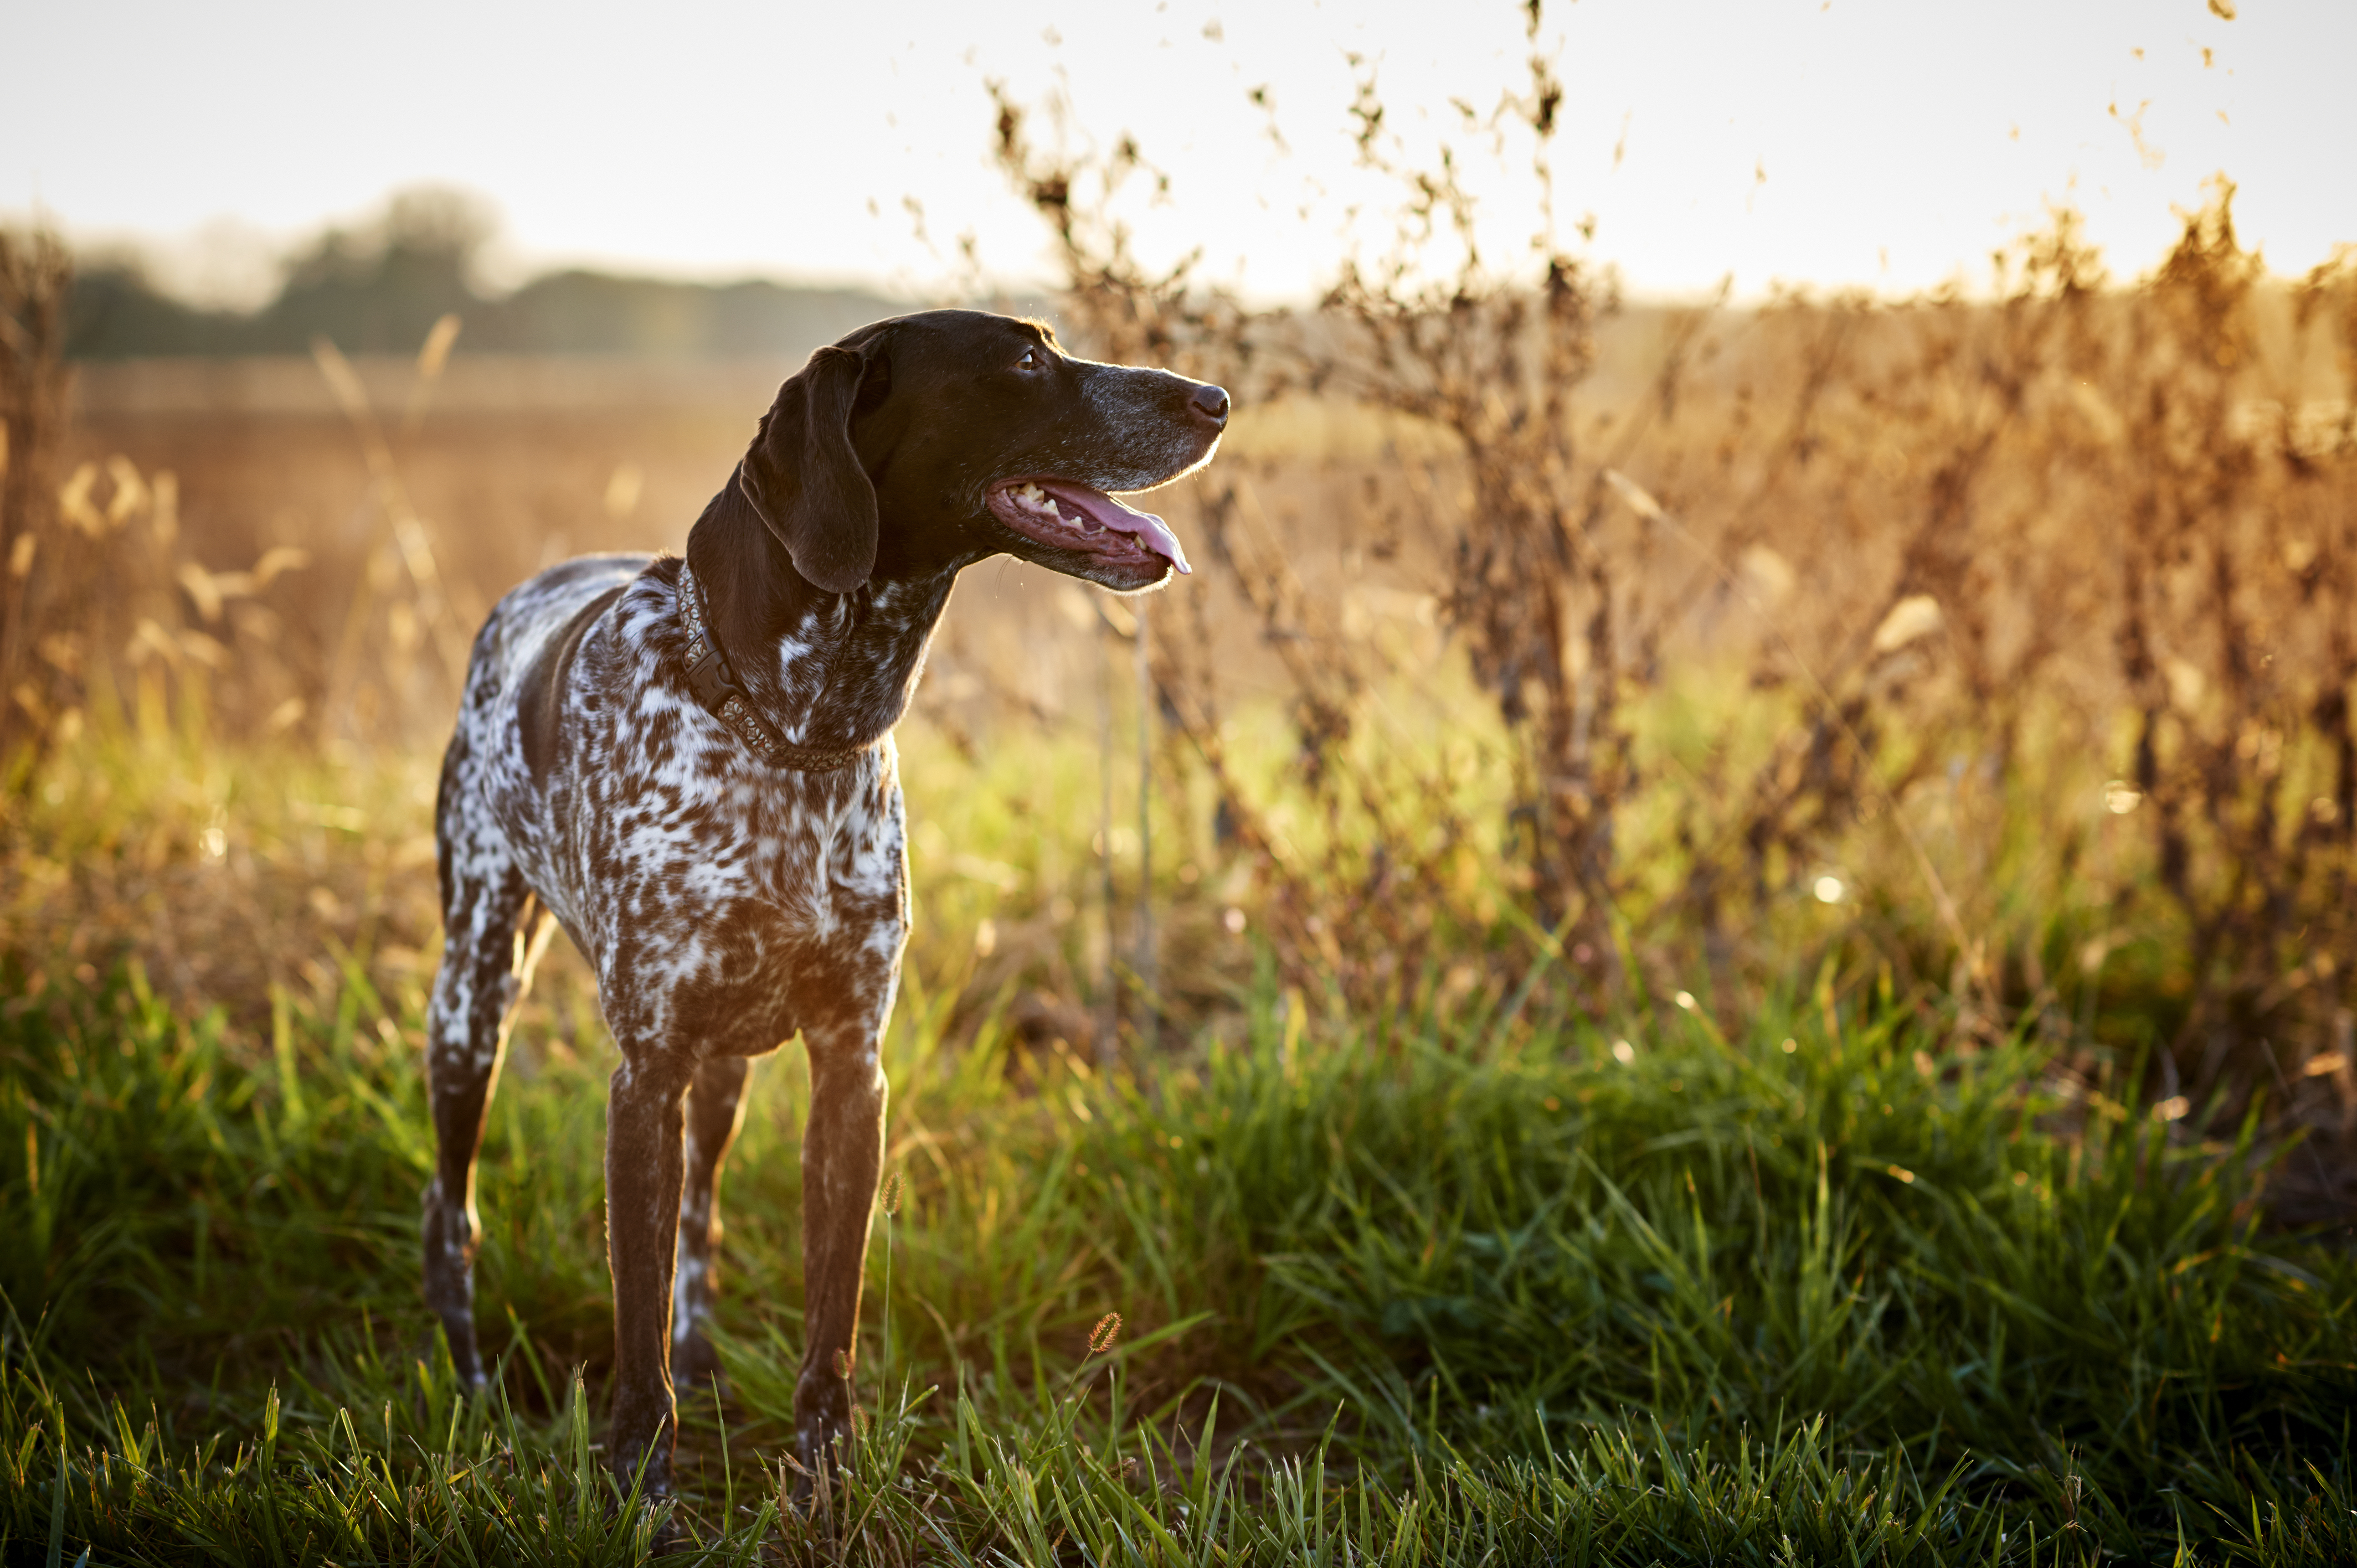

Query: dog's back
435,553,653,939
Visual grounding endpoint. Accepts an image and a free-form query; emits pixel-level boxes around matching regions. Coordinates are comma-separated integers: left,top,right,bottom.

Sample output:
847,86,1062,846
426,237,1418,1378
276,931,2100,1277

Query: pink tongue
1039,480,1192,574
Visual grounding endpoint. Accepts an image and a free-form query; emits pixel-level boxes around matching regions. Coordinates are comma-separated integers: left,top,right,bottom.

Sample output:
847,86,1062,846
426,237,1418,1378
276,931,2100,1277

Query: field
3,729,2355,1565
5,129,2357,1564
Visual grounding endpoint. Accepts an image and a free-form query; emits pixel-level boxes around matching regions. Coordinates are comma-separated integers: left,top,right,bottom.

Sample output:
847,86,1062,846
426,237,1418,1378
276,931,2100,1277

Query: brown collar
676,561,872,773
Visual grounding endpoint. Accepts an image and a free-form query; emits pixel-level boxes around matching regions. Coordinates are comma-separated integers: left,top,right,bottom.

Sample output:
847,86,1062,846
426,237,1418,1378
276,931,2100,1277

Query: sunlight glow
4,1,2351,302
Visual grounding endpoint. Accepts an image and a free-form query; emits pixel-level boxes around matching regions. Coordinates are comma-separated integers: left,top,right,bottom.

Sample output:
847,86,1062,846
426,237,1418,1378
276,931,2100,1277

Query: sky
6,0,2351,306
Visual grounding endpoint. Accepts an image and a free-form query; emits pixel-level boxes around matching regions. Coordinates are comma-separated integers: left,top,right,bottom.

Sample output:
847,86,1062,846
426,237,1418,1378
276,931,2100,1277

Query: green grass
0,704,2350,1565
4,941,2355,1564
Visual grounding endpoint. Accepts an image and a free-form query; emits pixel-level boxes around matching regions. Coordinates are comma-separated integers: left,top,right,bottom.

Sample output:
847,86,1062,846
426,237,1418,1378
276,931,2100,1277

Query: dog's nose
1190,384,1230,427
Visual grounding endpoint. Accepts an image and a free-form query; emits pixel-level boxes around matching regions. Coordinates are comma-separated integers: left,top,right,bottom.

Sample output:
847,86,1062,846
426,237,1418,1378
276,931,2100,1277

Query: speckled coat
417,309,1228,1499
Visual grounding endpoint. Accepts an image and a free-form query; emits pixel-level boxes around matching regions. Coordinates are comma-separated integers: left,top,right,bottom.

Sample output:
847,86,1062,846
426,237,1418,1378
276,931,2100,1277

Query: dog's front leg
604,1050,694,1498
673,1056,753,1395
794,1032,888,1481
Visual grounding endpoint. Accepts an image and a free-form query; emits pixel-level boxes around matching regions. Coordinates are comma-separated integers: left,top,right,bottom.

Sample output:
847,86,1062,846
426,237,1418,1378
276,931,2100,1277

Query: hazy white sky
7,0,2350,304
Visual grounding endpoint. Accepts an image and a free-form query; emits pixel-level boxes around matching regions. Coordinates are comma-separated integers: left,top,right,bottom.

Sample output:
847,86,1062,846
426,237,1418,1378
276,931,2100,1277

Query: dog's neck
680,471,955,754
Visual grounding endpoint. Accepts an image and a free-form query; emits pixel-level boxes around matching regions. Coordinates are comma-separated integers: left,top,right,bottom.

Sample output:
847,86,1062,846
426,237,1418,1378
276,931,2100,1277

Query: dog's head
737,309,1228,595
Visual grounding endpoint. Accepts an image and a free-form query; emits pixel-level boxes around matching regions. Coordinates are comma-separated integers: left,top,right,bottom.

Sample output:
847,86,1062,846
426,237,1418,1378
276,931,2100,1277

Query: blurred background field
12,180,2355,1175
5,7,2357,1559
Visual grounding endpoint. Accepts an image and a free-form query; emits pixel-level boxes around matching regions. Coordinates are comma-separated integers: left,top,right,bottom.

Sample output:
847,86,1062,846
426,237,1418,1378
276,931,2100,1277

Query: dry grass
7,190,2356,1176
981,54,2357,1212
0,40,2352,1214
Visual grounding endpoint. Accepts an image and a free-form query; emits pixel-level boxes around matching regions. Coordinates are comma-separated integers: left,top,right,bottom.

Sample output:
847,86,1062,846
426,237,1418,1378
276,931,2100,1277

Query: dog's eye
1016,347,1041,370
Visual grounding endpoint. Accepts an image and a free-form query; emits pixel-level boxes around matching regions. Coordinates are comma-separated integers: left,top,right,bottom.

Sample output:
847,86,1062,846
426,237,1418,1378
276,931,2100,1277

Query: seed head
833,1347,856,1380
1089,1312,1123,1355
879,1169,904,1218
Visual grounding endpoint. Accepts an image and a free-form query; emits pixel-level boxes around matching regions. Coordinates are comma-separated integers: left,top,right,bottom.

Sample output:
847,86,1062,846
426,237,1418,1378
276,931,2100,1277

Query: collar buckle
683,640,739,712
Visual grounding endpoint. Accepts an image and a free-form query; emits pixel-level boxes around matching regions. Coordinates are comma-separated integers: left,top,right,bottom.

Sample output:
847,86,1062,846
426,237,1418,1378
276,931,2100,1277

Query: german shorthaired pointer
420,309,1227,1496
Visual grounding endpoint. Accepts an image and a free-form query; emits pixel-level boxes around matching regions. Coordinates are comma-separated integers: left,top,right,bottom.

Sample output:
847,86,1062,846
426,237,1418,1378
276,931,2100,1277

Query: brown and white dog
420,310,1227,1495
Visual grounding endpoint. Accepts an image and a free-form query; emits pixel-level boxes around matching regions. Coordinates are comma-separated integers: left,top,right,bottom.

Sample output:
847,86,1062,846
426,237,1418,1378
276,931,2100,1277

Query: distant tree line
65,187,900,359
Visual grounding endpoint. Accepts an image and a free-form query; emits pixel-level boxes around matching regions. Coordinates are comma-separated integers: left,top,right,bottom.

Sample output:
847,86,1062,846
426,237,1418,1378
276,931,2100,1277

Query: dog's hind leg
672,1056,752,1396
422,837,553,1392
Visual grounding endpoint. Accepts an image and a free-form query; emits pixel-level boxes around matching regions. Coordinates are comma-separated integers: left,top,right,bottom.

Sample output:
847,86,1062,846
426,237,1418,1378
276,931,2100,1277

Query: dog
419,308,1227,1495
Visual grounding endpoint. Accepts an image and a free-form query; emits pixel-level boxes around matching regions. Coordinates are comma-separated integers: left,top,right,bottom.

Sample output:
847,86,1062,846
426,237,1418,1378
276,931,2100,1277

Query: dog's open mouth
985,478,1192,575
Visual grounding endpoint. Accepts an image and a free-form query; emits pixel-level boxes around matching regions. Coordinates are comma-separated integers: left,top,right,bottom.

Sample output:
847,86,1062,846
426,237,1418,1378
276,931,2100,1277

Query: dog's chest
559,691,907,950
473,568,909,1051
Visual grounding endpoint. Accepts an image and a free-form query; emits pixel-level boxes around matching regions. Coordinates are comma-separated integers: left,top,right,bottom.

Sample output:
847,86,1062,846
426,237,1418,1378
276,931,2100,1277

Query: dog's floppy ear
737,343,882,595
